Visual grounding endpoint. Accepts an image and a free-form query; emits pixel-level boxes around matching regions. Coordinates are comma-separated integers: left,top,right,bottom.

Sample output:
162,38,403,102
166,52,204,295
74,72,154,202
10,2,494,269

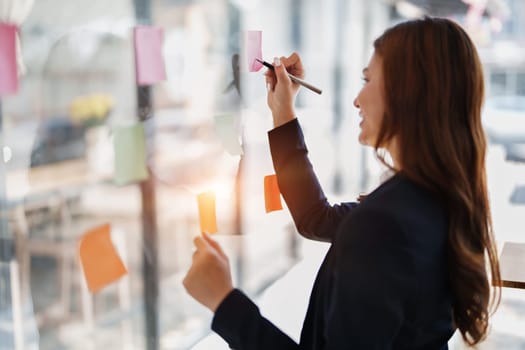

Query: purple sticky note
246,31,263,72
133,26,167,86
0,24,18,96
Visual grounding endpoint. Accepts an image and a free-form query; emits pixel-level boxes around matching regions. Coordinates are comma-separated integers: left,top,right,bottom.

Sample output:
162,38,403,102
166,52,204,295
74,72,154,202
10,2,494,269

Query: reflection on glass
1,0,525,349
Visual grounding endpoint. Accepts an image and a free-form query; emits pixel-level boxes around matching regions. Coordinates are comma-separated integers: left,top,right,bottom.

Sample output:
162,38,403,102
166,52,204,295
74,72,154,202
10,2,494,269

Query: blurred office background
0,0,524,349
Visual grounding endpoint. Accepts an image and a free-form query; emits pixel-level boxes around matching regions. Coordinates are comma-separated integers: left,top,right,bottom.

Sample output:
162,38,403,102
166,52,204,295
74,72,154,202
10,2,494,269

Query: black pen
256,58,323,95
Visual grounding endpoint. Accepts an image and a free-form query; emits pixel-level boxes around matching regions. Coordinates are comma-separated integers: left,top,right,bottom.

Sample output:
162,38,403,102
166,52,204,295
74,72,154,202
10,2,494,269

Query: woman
183,17,501,349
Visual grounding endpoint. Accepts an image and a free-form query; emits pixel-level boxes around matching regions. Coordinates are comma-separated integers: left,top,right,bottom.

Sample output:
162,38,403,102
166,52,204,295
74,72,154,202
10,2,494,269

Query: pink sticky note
0,24,18,96
246,31,263,72
133,26,167,86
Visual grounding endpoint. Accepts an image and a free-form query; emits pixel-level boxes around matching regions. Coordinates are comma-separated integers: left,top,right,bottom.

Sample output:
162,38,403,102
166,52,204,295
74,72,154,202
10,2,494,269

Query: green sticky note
113,124,148,185
214,114,243,156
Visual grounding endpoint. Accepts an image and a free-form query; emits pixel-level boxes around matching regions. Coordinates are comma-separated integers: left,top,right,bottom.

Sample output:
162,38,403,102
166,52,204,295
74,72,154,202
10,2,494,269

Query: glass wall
1,0,524,349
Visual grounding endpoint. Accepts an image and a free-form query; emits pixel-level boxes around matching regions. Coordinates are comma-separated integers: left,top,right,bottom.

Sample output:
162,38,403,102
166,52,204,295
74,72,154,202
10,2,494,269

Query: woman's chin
358,133,368,146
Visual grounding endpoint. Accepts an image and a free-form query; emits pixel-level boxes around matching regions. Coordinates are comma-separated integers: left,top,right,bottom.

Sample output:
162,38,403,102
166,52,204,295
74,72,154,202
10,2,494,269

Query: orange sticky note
264,175,283,213
197,191,218,234
79,224,127,293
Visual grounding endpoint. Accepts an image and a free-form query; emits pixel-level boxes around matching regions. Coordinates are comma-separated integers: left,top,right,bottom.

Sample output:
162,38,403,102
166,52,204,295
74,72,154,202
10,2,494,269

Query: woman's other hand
265,52,304,128
183,233,234,312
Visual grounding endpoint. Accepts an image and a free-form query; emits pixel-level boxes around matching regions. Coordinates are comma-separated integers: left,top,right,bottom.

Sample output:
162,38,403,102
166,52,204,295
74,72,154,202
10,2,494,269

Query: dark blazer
212,119,455,349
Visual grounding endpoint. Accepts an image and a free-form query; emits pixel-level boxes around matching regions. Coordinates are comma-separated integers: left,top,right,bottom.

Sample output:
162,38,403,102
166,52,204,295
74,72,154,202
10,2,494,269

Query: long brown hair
373,17,501,346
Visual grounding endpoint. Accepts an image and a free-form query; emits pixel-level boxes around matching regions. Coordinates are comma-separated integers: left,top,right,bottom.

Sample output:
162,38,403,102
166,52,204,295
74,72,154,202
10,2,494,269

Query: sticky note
0,24,18,96
197,191,218,234
246,31,263,72
113,124,148,185
133,26,167,86
264,174,283,213
79,224,127,293
214,114,243,156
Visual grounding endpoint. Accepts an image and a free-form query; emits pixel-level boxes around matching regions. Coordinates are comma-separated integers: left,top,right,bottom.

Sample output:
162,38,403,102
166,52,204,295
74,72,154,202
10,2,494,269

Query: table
6,159,111,204
499,242,525,289
3,159,112,326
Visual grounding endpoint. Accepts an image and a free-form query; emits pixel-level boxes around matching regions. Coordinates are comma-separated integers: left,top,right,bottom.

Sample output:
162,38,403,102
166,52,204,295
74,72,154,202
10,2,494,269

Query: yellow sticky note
264,174,283,213
197,191,218,234
79,224,127,293
113,124,148,185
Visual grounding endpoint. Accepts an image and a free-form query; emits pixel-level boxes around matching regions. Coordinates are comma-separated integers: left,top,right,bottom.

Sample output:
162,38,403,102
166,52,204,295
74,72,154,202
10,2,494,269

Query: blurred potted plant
69,93,113,128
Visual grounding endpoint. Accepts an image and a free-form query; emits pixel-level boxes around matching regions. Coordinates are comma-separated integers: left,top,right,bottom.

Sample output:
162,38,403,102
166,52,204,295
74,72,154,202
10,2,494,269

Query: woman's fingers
264,53,300,128
265,68,276,91
264,52,303,91
273,57,292,86
281,52,304,78
264,68,275,79
193,236,207,251
194,233,228,261
266,73,276,92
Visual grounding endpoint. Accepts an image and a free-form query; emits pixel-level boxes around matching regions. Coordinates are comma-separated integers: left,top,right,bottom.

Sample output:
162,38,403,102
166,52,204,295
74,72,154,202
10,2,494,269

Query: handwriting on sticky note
197,191,218,234
246,31,263,72
113,124,148,185
214,114,243,156
264,174,283,213
0,24,18,96
79,224,127,293
133,26,167,86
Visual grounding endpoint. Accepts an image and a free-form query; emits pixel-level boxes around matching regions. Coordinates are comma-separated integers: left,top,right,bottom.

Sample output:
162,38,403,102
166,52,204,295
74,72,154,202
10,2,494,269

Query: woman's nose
353,97,359,108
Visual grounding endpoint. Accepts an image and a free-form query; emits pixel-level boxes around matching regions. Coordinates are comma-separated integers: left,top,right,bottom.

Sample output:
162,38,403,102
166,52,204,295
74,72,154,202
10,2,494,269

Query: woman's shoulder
338,174,448,247
362,173,445,217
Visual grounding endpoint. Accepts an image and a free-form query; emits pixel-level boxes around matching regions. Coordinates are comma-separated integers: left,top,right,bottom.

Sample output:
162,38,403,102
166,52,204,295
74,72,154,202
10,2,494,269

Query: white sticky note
214,114,243,156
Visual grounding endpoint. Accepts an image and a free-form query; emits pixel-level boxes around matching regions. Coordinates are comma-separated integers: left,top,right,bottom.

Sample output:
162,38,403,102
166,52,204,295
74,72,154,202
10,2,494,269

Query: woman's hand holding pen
265,52,304,128
183,233,233,312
